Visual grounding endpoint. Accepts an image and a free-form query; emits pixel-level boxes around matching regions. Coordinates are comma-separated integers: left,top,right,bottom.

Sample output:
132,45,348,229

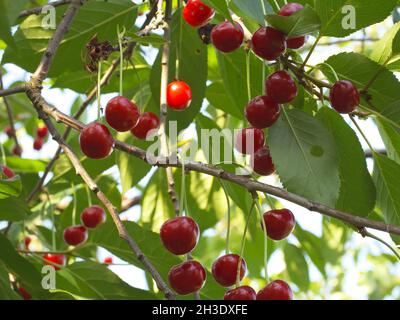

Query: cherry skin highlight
266,70,298,104
1,165,15,178
245,95,280,129
43,253,66,270
131,112,160,140
79,122,114,159
329,80,360,114
235,128,265,155
252,27,286,61
63,225,88,246
182,0,215,28
212,254,246,287
251,146,275,176
224,286,256,300
36,126,48,138
211,21,244,53
168,260,206,295
263,209,295,240
257,280,293,300
81,205,106,229
167,80,192,110
105,96,140,132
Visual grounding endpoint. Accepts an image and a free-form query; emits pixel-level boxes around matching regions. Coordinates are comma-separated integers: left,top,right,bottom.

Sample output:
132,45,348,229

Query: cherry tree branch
0,85,26,98
19,0,76,18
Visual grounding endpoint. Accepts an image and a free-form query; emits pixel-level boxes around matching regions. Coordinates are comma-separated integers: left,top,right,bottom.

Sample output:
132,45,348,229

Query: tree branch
0,85,26,98
19,0,75,18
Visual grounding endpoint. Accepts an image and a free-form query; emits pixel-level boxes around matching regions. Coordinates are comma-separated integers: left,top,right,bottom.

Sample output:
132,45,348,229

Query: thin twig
19,0,75,18
0,85,26,98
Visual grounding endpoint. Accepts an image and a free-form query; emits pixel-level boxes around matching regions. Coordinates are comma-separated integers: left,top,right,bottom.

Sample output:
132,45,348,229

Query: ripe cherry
63,225,88,246
1,165,15,178
224,286,256,300
131,112,160,140
24,236,32,249
245,95,280,129
329,80,360,114
12,145,22,157
250,146,275,176
183,0,215,28
36,126,48,138
286,36,307,49
33,137,43,151
105,96,140,132
278,3,306,49
104,257,113,264
235,128,265,155
211,21,244,53
4,125,12,138
81,205,106,229
18,287,32,300
79,122,114,159
212,254,246,287
168,260,206,295
266,70,298,104
256,280,293,300
43,253,66,270
263,209,295,240
167,80,192,110
252,27,286,61
160,216,199,255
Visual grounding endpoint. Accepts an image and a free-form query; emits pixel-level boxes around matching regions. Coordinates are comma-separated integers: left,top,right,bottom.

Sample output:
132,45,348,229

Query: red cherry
79,122,114,159
63,225,88,246
81,205,106,229
104,257,113,264
105,96,140,132
252,27,286,61
24,236,32,249
278,2,304,16
131,112,160,140
43,253,66,270
257,280,293,300
12,145,22,157
263,209,295,240
36,126,48,138
160,216,199,255
266,70,298,104
183,0,215,28
286,36,306,49
235,128,265,155
33,137,43,151
167,81,192,110
245,95,280,129
250,146,275,176
224,286,256,300
329,80,360,114
4,125,12,138
211,21,244,53
18,287,32,300
168,260,206,295
212,254,246,287
1,165,15,178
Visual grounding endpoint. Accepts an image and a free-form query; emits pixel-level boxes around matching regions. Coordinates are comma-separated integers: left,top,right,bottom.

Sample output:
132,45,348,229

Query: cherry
212,254,246,287
1,165,15,178
224,286,256,300
4,125,12,138
329,80,360,114
211,21,244,53
36,126,48,138
63,225,88,246
18,287,32,300
256,280,293,300
104,257,113,264
263,209,295,240
183,0,215,28
24,236,32,249
105,96,140,132
160,216,199,255
81,205,106,229
245,95,280,129
250,146,275,176
33,137,43,151
43,253,66,270
79,122,114,159
235,128,265,155
12,145,22,157
286,36,307,49
266,70,297,104
252,27,286,61
131,112,160,140
168,260,206,295
167,80,192,110
278,3,306,49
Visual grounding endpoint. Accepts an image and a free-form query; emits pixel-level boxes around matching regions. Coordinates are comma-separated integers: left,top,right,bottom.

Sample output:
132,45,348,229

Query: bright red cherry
160,216,199,255
33,137,43,151
263,209,295,240
266,70,297,104
252,27,286,61
245,95,280,129
24,236,32,249
18,287,32,300
43,253,66,270
167,81,192,110
212,254,246,287
81,205,106,229
183,0,215,28
79,122,114,159
4,125,12,138
278,3,306,49
36,126,48,138
168,260,206,295
256,280,293,300
12,145,22,157
329,80,360,114
235,128,265,155
63,225,88,246
250,146,275,176
105,96,140,132
1,165,15,178
211,21,244,53
131,112,160,140
224,286,256,300
104,257,113,264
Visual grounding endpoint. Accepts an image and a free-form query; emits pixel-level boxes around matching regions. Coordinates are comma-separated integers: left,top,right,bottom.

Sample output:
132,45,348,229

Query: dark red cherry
131,112,160,140
81,205,106,229
63,225,88,246
33,137,43,151
104,257,113,264
256,280,293,300
18,287,32,300
212,254,246,287
286,36,306,49
160,216,199,255
24,236,32,249
211,21,244,53
224,286,256,300
1,165,15,178
12,145,22,157
36,126,48,138
263,209,295,240
183,0,215,28
167,80,192,110
278,3,306,49
252,27,286,61
250,146,275,176
245,95,280,129
79,122,114,159
266,70,297,104
168,260,206,295
43,253,66,270
235,128,265,155
105,96,140,132
329,80,360,114
4,125,12,138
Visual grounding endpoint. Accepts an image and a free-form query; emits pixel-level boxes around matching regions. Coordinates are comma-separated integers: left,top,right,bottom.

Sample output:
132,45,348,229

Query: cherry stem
218,178,231,255
316,62,339,82
0,141,6,165
246,50,251,101
264,193,276,210
97,61,102,121
301,34,322,69
253,194,269,282
359,105,400,132
45,190,56,251
85,183,92,207
363,230,400,261
363,56,391,93
175,1,183,80
117,25,125,97
71,182,77,225
128,57,142,110
271,0,280,11
349,115,375,154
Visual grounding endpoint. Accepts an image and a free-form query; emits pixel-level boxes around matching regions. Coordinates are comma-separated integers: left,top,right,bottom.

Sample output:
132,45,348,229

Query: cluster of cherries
33,126,48,151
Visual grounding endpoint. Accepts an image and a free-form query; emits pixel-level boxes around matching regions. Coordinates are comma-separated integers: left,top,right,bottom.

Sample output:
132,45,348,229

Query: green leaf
232,0,273,25
206,81,241,119
0,196,30,221
0,262,20,299
5,157,48,173
0,0,29,47
0,175,22,199
284,244,309,291
202,0,232,21
370,22,400,64
376,106,400,163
